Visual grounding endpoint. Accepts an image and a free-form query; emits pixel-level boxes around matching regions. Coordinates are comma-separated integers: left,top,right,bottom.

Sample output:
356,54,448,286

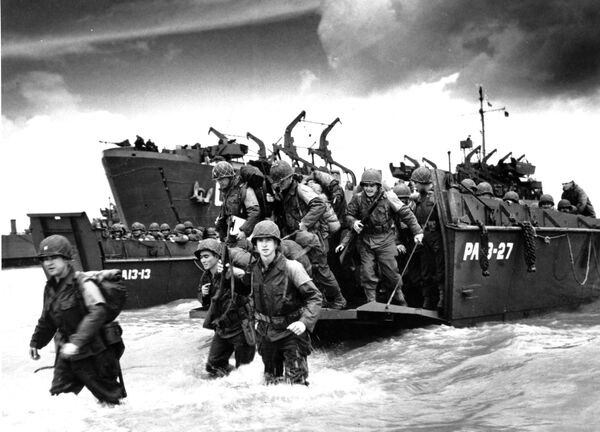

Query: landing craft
27,100,600,340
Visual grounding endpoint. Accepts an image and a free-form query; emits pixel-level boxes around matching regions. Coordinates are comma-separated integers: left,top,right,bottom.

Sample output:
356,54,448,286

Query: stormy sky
2,0,600,230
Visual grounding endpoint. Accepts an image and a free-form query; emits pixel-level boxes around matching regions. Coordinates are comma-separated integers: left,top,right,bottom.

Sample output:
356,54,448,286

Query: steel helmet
476,182,493,196
212,161,235,180
393,183,411,198
539,194,554,205
503,191,520,203
251,220,281,243
174,223,186,234
269,160,294,183
410,167,432,184
131,222,145,231
110,223,122,233
183,221,194,229
204,227,218,239
159,223,171,231
194,238,222,259
557,199,572,210
460,178,477,192
38,235,73,260
360,169,382,185
149,222,160,231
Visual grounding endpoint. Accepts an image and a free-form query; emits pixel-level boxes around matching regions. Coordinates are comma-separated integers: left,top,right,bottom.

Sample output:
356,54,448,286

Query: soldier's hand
265,193,275,203
227,265,245,278
414,233,424,245
216,260,224,274
201,283,211,296
353,221,364,233
298,222,308,231
60,343,79,359
29,347,40,360
287,321,306,335
396,244,407,254
335,244,345,253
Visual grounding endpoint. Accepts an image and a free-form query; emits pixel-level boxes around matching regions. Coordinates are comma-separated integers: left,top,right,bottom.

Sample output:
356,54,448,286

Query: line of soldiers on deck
107,220,220,242
459,177,595,217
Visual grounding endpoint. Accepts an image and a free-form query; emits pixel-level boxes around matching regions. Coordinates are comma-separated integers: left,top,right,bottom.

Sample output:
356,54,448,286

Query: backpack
76,269,127,323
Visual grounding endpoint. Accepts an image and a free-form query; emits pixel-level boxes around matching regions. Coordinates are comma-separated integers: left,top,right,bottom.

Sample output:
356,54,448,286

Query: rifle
339,189,386,264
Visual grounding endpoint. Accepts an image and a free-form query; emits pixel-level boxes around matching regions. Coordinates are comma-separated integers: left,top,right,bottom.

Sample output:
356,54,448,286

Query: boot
393,290,408,307
436,285,445,313
422,297,437,310
364,289,377,303
325,292,347,310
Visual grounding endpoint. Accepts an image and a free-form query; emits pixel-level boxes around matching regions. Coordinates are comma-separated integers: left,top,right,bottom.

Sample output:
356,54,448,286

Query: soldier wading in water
29,235,126,405
196,238,256,377
246,220,322,385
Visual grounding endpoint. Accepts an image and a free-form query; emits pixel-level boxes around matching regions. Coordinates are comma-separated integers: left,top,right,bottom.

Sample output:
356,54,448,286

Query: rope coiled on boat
518,221,537,272
476,220,490,277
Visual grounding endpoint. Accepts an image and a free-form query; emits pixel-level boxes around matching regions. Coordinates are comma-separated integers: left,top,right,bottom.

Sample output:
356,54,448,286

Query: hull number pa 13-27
462,242,514,261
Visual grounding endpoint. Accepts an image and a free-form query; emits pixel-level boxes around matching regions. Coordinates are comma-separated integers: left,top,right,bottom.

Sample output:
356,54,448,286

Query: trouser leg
50,355,84,396
359,244,378,302
70,348,126,404
206,333,235,377
375,240,406,305
231,333,256,368
281,333,311,385
310,251,346,309
257,334,284,383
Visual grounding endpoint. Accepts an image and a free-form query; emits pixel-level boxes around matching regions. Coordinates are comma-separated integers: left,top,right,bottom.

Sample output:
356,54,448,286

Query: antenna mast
479,86,486,158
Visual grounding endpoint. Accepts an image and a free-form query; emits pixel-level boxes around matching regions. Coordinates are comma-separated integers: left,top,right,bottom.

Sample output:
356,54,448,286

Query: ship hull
102,147,220,228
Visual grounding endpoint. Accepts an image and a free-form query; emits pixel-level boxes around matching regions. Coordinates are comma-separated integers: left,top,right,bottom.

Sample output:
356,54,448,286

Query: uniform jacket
201,268,250,339
216,175,261,237
346,190,422,237
562,183,596,218
30,265,108,361
415,190,440,230
251,252,322,341
278,181,326,236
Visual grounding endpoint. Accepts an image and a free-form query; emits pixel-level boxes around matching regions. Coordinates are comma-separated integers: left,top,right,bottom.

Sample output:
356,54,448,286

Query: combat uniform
215,175,262,244
346,188,422,303
251,251,322,384
561,182,595,217
195,240,255,376
414,190,444,310
30,264,125,404
276,177,345,308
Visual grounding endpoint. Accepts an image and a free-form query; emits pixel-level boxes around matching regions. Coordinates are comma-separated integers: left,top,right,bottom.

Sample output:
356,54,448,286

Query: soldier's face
132,229,142,238
415,182,432,194
217,177,231,190
540,203,553,209
362,182,378,197
256,238,277,260
199,251,219,270
41,255,69,278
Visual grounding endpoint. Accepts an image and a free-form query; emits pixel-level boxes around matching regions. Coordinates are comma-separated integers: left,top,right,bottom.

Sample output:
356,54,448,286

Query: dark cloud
318,0,600,102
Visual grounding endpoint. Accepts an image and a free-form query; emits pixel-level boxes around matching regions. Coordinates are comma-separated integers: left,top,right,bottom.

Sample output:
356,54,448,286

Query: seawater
2,267,600,432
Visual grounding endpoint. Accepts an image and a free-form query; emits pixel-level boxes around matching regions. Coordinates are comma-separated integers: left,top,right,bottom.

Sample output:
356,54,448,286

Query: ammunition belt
254,310,302,330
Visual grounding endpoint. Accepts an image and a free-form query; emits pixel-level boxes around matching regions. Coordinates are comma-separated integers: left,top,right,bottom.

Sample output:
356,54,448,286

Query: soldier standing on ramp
269,160,346,309
337,169,423,304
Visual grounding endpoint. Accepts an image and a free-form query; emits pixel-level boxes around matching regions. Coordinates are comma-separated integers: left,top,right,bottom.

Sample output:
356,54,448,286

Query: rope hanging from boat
518,221,537,272
566,234,592,286
476,220,490,277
